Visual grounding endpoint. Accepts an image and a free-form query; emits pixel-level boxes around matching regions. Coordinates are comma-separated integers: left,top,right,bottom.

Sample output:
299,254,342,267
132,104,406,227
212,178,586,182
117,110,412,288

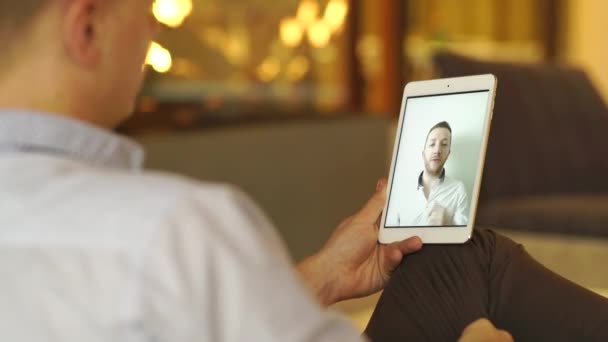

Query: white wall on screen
386,91,489,225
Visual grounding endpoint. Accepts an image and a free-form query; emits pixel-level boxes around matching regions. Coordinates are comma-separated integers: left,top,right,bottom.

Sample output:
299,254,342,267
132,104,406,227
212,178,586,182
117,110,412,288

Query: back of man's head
428,121,452,135
0,0,161,129
425,121,452,145
0,1,47,59
0,1,46,33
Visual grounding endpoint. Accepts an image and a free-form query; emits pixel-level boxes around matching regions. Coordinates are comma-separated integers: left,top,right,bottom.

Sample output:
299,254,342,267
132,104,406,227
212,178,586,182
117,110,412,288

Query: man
398,121,469,226
0,1,511,341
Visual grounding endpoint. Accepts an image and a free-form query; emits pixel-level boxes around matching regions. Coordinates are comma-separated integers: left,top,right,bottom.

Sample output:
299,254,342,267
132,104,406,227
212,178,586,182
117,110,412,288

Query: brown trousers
365,229,608,341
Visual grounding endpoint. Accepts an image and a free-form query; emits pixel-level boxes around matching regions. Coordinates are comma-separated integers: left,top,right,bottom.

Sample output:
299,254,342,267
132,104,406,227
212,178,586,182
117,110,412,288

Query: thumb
355,181,388,223
385,236,423,266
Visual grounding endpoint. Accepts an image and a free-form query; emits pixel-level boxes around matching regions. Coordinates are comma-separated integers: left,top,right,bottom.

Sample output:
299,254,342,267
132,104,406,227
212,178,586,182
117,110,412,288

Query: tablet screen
385,90,491,228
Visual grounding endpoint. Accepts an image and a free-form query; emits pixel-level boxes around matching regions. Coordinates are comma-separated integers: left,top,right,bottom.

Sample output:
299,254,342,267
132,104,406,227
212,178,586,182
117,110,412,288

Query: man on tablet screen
402,121,469,226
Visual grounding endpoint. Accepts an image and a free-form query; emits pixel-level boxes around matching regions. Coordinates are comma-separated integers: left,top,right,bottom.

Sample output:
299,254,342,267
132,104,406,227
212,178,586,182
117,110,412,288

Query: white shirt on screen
387,171,469,227
0,111,363,342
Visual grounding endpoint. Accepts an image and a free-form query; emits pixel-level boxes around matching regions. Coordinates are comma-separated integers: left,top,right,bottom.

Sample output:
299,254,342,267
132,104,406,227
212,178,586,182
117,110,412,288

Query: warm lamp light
286,56,310,81
257,57,281,82
307,21,331,48
280,18,304,47
153,0,193,28
146,42,173,73
323,0,348,32
296,0,319,28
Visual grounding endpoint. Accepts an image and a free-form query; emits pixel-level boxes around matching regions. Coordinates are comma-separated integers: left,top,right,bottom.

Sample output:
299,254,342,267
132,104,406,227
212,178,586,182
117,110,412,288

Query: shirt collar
0,110,144,170
417,169,446,190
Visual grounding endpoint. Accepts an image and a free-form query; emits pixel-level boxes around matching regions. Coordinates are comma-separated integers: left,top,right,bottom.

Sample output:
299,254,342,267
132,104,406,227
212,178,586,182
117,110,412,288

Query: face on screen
423,127,451,177
385,91,490,228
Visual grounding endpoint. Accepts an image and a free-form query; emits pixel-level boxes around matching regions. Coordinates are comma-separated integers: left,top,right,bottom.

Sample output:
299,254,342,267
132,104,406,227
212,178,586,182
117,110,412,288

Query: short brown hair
0,1,48,70
425,121,452,145
0,1,47,40
428,121,452,135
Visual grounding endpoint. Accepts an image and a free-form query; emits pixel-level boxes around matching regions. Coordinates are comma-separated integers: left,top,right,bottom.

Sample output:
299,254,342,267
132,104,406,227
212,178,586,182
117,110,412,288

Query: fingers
498,330,514,342
375,178,387,191
384,236,423,266
356,178,388,224
461,318,494,335
460,319,513,342
393,236,423,255
373,178,389,227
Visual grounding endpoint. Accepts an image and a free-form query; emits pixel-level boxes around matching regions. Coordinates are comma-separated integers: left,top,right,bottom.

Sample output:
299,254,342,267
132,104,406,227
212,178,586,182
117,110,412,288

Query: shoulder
35,159,269,247
75,165,244,217
70,156,241,200
98,166,285,250
443,176,467,193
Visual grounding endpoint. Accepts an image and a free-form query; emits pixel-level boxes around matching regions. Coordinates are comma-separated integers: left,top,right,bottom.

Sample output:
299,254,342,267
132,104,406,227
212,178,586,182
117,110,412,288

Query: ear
63,0,100,68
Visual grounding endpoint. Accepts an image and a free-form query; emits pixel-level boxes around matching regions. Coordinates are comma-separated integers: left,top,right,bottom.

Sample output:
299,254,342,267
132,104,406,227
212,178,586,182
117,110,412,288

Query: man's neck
0,62,70,120
422,170,443,189
0,52,118,129
0,80,114,130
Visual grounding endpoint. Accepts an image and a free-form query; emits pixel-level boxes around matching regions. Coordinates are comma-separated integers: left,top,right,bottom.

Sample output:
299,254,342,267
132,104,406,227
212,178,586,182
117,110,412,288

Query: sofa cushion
138,116,391,261
477,195,608,237
433,52,608,201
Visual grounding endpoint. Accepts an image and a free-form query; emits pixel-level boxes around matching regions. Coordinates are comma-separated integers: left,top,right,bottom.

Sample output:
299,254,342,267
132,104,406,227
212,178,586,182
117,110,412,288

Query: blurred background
123,0,607,132
127,0,608,326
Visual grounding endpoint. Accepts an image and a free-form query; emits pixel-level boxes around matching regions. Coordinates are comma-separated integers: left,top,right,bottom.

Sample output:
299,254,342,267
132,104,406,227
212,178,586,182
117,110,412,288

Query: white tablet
379,74,497,244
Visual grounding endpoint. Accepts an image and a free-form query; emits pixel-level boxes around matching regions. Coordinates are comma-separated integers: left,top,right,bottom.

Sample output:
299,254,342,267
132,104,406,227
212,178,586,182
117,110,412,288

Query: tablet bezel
379,74,497,244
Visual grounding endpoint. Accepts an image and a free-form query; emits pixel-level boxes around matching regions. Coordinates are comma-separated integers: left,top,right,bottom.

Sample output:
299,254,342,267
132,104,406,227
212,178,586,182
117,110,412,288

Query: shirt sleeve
453,183,469,226
135,185,365,342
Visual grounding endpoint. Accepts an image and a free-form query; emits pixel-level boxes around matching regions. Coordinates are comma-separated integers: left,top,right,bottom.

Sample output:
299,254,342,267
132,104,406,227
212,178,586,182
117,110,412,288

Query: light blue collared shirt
0,110,144,170
0,110,362,342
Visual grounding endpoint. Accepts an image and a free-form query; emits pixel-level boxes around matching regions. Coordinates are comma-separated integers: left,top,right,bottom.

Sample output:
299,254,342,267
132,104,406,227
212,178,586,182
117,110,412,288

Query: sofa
136,116,391,261
434,52,608,239
136,112,608,331
135,55,608,326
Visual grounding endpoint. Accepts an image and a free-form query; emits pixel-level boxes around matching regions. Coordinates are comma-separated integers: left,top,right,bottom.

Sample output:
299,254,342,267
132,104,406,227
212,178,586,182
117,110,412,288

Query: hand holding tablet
379,74,497,244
